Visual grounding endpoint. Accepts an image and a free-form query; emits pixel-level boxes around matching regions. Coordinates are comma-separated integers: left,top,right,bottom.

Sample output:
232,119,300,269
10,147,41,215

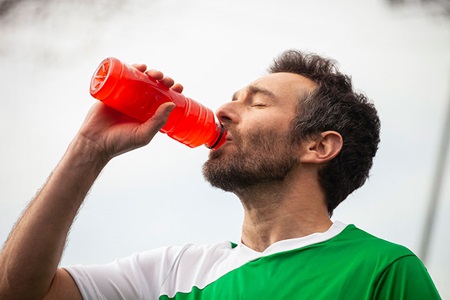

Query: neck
236,169,332,252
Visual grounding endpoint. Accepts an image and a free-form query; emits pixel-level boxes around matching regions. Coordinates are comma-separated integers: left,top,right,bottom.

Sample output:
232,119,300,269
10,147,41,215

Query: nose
215,101,239,125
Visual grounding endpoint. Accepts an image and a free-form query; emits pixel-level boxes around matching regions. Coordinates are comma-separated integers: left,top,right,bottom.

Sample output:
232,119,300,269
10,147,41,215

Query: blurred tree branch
386,0,450,16
0,0,53,21
0,0,20,18
0,0,123,23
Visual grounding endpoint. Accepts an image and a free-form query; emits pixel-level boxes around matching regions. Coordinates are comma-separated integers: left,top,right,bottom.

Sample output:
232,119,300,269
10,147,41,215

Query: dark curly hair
268,50,381,216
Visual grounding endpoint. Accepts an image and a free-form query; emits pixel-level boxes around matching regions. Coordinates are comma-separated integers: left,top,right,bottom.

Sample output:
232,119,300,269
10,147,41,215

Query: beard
202,126,299,193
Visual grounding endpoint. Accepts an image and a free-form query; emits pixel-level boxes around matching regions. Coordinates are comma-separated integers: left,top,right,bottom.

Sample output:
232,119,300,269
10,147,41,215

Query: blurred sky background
0,0,449,297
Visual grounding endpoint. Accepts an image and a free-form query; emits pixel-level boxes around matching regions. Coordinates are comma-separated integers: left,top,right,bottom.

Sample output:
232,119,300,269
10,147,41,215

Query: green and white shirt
65,222,440,299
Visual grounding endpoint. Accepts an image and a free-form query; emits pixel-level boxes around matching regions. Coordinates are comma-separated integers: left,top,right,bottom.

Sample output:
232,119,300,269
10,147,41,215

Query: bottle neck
206,124,227,149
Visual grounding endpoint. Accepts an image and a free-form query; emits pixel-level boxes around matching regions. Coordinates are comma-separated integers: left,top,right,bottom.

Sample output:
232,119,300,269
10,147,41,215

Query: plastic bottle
89,57,227,149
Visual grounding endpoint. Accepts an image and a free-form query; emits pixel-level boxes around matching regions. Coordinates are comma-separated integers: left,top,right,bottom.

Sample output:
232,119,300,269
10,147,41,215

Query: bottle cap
90,57,123,101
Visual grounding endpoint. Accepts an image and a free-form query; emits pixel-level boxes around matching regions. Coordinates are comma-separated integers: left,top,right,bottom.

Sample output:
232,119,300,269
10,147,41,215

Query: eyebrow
232,85,279,102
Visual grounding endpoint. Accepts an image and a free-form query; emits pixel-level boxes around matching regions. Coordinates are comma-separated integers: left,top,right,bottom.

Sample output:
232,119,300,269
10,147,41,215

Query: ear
300,131,343,164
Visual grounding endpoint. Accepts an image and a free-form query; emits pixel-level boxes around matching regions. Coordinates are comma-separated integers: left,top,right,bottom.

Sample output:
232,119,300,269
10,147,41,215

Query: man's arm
0,67,179,299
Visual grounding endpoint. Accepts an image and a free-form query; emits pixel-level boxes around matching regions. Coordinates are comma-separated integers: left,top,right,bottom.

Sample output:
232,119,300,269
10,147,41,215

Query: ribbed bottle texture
89,57,226,149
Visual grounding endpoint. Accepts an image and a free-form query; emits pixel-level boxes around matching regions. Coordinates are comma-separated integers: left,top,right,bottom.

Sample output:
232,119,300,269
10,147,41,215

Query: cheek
236,111,295,146
251,117,292,137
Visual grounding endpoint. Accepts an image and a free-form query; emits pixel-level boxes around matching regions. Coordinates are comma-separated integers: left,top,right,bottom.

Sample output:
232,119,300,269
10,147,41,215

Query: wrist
64,133,110,172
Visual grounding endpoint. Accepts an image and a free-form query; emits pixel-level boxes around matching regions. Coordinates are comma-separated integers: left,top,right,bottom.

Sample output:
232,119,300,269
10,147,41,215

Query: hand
138,65,184,94
75,65,184,163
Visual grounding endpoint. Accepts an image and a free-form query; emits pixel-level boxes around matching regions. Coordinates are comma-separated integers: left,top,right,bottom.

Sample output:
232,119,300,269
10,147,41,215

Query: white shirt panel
65,221,347,299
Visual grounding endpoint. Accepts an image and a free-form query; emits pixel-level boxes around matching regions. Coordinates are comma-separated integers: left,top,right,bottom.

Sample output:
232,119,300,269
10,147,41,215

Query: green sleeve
373,255,441,300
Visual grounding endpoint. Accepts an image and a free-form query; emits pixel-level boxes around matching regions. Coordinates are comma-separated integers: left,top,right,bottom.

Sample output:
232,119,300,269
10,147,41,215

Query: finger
145,69,164,81
171,83,184,93
132,64,147,72
160,77,175,88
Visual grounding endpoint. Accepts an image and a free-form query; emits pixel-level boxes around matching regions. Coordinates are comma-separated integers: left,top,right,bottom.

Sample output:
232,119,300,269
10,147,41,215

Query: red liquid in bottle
89,57,226,149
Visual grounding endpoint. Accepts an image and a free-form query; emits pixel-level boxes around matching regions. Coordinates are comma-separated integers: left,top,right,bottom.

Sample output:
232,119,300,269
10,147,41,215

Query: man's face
202,72,317,193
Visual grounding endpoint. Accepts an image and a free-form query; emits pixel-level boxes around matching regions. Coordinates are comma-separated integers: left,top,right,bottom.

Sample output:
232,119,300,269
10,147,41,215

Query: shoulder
63,241,237,300
333,224,414,257
136,240,236,266
316,223,418,274
324,225,441,297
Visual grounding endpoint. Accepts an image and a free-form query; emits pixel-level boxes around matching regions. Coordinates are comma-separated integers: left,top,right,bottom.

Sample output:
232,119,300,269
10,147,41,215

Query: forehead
248,72,317,101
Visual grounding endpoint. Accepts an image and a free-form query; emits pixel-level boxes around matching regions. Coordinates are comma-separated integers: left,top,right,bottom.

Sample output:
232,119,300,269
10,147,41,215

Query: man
0,50,440,299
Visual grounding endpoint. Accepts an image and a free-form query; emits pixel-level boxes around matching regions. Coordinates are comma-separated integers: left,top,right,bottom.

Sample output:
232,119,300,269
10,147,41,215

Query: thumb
143,102,176,132
133,102,176,147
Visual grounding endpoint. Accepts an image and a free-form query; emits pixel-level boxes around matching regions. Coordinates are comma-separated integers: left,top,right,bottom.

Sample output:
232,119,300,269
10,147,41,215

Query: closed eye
251,103,266,107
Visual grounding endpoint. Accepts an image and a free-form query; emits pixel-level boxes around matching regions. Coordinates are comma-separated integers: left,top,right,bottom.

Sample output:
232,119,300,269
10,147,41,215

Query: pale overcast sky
1,0,449,297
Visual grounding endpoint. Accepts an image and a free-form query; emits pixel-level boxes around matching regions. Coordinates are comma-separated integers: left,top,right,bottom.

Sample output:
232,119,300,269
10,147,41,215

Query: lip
224,130,233,141
218,127,234,146
224,135,234,143
217,136,233,148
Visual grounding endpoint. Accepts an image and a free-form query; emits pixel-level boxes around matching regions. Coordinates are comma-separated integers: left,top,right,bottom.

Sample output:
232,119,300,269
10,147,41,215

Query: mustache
222,124,242,143
208,126,242,160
